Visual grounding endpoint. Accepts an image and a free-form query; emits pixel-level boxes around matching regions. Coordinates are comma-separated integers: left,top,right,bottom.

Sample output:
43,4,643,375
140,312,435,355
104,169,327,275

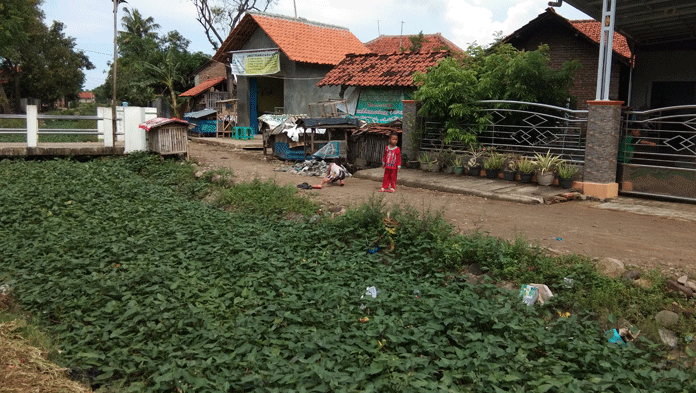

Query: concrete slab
190,136,263,150
0,142,125,157
353,168,567,205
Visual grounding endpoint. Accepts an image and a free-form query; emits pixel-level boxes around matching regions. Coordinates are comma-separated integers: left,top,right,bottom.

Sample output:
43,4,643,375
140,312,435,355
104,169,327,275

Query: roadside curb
353,170,545,205
189,137,263,150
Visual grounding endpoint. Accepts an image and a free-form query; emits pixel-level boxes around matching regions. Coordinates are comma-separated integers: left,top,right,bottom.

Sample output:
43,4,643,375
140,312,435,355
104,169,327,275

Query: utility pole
399,21,405,51
112,0,119,143
377,20,380,36
293,0,297,18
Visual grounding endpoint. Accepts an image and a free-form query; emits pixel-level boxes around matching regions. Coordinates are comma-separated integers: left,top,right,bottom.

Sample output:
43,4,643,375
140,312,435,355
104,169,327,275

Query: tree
0,0,93,112
191,0,276,50
413,43,580,143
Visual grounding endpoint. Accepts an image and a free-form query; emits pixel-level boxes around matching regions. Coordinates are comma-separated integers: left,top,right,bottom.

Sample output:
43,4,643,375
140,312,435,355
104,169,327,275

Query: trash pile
276,159,352,178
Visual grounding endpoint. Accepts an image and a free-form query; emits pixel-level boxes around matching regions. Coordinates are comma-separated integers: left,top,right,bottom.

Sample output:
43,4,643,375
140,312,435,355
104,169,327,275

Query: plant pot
467,166,481,176
445,165,454,174
408,160,420,170
430,162,442,173
537,170,554,186
519,172,533,183
503,170,516,181
453,166,464,175
559,177,574,189
419,163,429,171
485,168,500,179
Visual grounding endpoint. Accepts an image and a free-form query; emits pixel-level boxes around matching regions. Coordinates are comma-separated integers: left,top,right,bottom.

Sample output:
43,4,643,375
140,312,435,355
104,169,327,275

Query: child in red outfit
380,133,401,192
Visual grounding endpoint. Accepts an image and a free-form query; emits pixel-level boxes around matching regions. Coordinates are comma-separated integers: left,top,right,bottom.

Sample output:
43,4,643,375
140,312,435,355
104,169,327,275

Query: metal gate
420,100,588,164
620,106,696,201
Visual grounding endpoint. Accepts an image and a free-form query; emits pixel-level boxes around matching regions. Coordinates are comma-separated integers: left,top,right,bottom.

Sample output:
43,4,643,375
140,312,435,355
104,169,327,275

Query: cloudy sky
42,0,590,90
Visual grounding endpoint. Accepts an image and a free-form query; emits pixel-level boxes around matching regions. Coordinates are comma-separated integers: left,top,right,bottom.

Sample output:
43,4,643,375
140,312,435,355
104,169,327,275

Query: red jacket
383,145,401,169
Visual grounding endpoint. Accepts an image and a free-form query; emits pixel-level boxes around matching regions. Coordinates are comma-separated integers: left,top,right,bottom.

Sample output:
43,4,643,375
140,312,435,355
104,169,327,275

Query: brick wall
509,20,623,110
194,62,227,85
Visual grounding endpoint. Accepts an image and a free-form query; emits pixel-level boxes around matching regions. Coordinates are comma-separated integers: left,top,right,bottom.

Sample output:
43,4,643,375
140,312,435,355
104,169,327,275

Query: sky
42,0,590,90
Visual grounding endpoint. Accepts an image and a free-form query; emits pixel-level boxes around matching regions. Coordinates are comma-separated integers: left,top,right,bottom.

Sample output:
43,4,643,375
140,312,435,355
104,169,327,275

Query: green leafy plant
534,150,562,173
418,151,434,164
483,152,505,170
557,160,580,179
517,157,536,174
452,155,464,167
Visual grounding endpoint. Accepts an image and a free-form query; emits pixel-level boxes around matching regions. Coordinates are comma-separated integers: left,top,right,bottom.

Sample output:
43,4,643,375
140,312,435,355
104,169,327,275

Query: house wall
230,26,340,127
631,49,696,109
508,20,623,109
194,62,227,85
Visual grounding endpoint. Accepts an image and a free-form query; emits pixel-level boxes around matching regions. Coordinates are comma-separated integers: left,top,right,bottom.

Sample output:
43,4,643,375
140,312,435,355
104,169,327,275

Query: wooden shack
139,117,190,158
216,99,238,138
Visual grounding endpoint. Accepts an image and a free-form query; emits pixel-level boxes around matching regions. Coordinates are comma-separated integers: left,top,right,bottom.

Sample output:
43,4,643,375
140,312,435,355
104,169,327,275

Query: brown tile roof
504,8,632,63
318,51,450,87
570,20,632,61
365,33,464,55
212,12,370,65
179,77,226,97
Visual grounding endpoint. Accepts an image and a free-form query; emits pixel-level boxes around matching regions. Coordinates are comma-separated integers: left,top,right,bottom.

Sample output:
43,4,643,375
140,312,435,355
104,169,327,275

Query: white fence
0,105,157,153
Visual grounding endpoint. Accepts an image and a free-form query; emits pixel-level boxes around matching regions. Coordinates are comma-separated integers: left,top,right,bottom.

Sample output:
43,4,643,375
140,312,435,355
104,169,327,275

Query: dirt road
189,141,696,276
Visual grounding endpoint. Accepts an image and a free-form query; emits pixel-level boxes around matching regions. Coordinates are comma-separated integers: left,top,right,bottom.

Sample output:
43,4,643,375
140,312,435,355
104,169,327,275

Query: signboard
231,50,280,76
355,89,412,123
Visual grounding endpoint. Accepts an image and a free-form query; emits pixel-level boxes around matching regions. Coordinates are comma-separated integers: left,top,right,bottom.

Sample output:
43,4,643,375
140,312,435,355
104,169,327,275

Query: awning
183,109,217,119
560,0,696,45
296,118,362,128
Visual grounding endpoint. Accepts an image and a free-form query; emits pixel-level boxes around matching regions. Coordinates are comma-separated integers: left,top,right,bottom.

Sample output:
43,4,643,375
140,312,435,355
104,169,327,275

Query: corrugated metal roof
184,108,217,119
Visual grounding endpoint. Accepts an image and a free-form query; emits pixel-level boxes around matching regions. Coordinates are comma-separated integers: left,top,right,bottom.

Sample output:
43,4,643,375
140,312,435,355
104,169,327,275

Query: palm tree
120,8,160,45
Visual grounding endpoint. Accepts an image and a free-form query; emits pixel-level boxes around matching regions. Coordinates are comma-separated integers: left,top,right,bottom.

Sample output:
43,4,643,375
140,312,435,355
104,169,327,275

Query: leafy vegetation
0,157,694,391
413,43,581,143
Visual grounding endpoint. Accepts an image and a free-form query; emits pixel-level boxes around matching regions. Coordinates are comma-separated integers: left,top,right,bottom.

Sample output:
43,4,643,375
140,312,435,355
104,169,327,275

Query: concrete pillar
401,100,418,161
26,105,38,147
98,107,114,147
582,100,623,198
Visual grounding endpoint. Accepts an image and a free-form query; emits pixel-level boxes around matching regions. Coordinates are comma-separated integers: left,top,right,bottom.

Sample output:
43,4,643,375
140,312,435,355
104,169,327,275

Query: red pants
382,167,398,189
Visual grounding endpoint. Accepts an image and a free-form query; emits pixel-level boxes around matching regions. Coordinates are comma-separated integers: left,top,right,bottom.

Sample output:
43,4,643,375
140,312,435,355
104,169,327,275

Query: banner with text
231,50,280,76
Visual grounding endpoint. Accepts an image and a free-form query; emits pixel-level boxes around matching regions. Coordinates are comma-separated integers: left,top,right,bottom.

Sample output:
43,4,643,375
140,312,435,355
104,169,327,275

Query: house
179,60,231,113
78,91,95,103
211,12,370,130
366,33,464,54
319,50,450,123
503,8,632,109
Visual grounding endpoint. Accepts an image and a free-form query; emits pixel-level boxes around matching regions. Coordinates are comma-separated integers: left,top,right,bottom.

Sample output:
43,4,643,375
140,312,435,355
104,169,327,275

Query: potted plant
453,155,464,175
465,146,484,176
503,156,517,181
430,150,443,172
483,152,505,179
442,149,457,174
556,160,579,189
517,157,535,183
418,151,433,171
534,150,562,186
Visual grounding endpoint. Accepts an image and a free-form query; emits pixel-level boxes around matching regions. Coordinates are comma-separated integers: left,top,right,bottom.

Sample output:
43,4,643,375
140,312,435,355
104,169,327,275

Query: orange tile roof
318,51,450,87
213,12,370,65
78,92,95,100
179,77,226,97
504,8,632,63
570,20,632,61
365,33,464,55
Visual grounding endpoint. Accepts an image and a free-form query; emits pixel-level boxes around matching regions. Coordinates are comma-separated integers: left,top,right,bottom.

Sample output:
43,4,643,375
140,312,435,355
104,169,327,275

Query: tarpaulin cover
297,118,361,128
138,117,191,131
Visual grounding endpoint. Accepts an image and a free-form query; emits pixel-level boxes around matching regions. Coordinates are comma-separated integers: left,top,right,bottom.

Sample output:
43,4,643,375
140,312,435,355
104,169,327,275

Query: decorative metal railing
420,100,588,163
619,105,696,201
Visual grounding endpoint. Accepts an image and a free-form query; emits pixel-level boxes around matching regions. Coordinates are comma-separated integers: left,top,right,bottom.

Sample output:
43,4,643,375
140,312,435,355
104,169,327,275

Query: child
380,133,401,192
618,128,656,163
318,159,347,187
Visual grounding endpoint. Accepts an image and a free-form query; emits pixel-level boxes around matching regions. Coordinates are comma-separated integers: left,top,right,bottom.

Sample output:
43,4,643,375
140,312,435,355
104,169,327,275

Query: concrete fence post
98,107,114,147
26,105,38,148
401,100,419,162
581,100,623,198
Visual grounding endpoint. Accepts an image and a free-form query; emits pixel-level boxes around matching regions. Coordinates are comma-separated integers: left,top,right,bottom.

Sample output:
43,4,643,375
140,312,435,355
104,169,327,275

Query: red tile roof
569,20,632,61
213,12,370,65
179,77,226,97
365,33,464,55
318,51,450,87
78,92,95,100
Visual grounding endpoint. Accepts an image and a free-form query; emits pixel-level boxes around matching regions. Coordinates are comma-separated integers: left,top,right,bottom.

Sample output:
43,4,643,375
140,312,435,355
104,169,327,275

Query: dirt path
189,141,696,277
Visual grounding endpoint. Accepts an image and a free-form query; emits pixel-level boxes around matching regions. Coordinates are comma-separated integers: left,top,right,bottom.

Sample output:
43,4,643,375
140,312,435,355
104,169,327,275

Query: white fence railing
0,105,157,153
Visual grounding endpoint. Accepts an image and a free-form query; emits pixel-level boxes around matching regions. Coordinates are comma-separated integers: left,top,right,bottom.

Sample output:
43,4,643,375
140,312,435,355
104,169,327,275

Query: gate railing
620,105,696,201
420,100,588,164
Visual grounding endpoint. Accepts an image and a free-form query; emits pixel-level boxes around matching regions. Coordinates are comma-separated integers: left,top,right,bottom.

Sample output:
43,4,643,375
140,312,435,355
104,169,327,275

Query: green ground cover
0,156,694,392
